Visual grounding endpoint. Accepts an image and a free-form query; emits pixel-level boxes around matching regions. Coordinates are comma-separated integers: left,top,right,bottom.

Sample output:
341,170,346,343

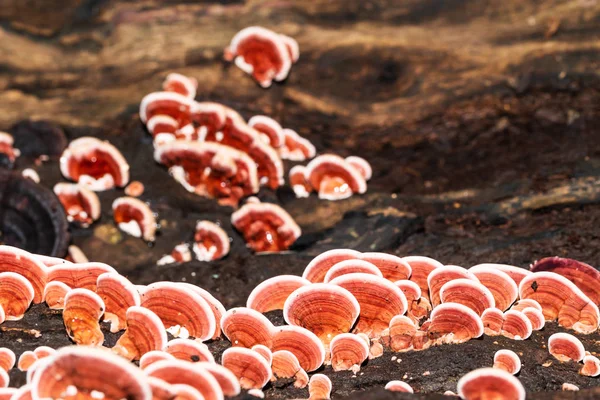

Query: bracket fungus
231,198,301,253
279,129,316,162
283,283,360,346
289,165,312,198
165,338,215,363
323,259,383,283
427,265,478,307
246,275,311,313
163,73,198,99
221,347,272,390
384,381,414,393
154,141,259,208
60,137,130,191
469,265,518,311
248,115,284,148
428,303,484,345
0,272,33,321
302,249,362,283
580,354,600,377
271,325,326,372
493,349,521,375
145,359,224,400
140,282,217,341
329,333,369,372
112,197,157,242
224,26,293,88
48,262,116,292
304,154,367,201
32,346,152,400
519,271,599,334
510,299,543,313
139,351,175,371
439,278,495,316
0,246,47,304
221,307,274,349
521,306,545,331
389,315,417,352
139,92,193,127
177,283,226,340
0,349,14,373
251,345,273,365
308,374,332,400
361,252,411,282
403,256,444,301
457,368,525,400
473,263,531,287
112,306,167,361
63,288,105,346
43,281,71,310
193,221,230,261
548,332,585,362
53,183,100,227
481,307,504,336
344,156,372,181
271,350,309,388
329,273,407,338
96,272,141,333
196,362,241,397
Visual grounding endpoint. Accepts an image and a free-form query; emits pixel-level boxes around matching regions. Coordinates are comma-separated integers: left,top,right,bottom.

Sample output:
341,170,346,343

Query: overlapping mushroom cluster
0,244,599,399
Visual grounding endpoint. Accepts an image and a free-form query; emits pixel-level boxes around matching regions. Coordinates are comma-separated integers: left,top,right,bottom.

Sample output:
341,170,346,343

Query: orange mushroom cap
171,384,204,400
394,280,422,303
146,115,178,145
308,374,332,400
279,129,315,162
224,26,292,88
271,350,308,388
360,252,411,282
521,307,545,331
580,354,600,377
469,265,518,311
289,165,312,198
427,265,478,307
246,275,311,313
165,339,214,364
510,299,543,313
112,197,157,242
530,257,600,305
144,359,224,400
48,261,116,291
220,307,274,348
196,362,241,397
53,183,101,228
519,271,599,334
271,325,326,373
113,306,167,361
191,102,227,140
32,346,152,400
0,246,47,304
0,272,34,320
428,303,484,344
403,256,444,301
193,221,230,262
177,283,226,340
60,137,130,191
548,332,585,362
481,307,504,336
96,272,141,333
139,91,193,126
283,283,360,345
163,73,198,99
248,116,284,148
389,315,417,352
493,349,521,375
439,278,495,316
0,348,15,372
221,347,272,390
457,368,525,400
43,281,71,310
329,333,369,372
323,259,383,283
63,288,105,346
140,282,217,341
147,377,176,400
139,351,176,371
231,199,301,253
384,381,413,393
251,345,273,365
329,273,407,338
302,249,362,283
305,154,367,201
473,263,531,287
18,351,37,372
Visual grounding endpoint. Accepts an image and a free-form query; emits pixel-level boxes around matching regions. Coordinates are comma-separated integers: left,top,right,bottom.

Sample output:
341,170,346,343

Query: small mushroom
427,265,479,307
165,339,214,363
144,359,224,400
0,348,15,372
427,303,484,345
193,221,230,261
457,368,525,400
283,283,360,347
472,263,531,287
220,307,274,348
18,352,37,372
384,381,414,393
43,281,71,310
251,345,273,365
48,262,116,291
439,278,495,316
178,283,226,340
271,350,308,388
112,197,157,242
139,351,176,371
0,246,47,304
323,259,383,283
308,374,332,400
53,183,101,228
112,306,167,361
63,288,105,346
469,265,518,311
403,256,444,301
147,115,178,145
221,347,272,390
191,102,227,141
163,73,198,99
196,362,241,397
0,272,34,320
96,272,141,333
231,198,301,253
31,346,152,400
246,275,311,313
521,307,545,331
329,333,369,372
510,299,543,313
279,129,316,162
481,307,504,336
580,354,600,377
248,116,284,148
140,282,216,341
157,244,192,266
345,156,372,181
224,26,292,88
139,91,193,127
302,249,362,283
548,332,585,362
493,349,521,375
329,273,407,338
389,315,417,352
271,325,326,372
125,181,145,197
304,154,367,200
60,137,130,191
289,165,312,198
